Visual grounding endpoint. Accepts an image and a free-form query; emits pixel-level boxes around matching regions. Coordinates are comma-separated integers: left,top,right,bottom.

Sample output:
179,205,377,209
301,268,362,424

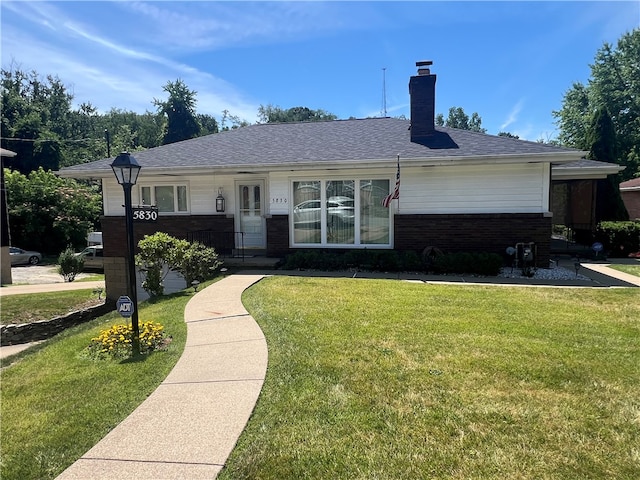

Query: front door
237,182,266,249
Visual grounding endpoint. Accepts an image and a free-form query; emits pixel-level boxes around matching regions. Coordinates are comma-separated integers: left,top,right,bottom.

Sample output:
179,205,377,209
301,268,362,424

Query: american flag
382,155,400,208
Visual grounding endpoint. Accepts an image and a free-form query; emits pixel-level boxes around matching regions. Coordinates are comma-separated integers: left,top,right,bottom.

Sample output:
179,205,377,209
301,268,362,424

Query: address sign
132,206,159,222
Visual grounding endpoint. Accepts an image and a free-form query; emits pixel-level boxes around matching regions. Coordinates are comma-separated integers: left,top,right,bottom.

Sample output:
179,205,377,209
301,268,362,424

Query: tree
153,79,201,145
498,131,520,139
435,106,487,133
197,113,219,135
554,28,640,180
1,68,69,173
220,109,250,131
257,104,337,123
4,168,102,254
587,107,629,222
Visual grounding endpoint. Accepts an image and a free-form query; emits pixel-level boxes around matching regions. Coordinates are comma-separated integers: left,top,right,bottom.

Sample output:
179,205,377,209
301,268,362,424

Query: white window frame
138,183,189,214
290,178,393,249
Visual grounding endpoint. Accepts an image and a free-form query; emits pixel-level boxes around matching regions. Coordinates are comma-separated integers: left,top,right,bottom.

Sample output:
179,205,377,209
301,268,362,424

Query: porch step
231,248,266,258
221,255,281,269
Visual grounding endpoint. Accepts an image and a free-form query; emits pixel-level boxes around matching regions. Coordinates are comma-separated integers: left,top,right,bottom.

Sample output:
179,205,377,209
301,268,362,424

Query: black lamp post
110,152,141,354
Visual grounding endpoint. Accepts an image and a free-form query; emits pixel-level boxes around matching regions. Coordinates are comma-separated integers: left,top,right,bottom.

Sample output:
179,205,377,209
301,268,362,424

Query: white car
9,247,42,266
293,196,355,228
74,245,104,271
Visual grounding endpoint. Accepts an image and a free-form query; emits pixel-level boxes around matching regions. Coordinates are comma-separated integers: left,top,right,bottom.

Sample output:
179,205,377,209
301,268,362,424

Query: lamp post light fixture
110,152,141,354
216,187,225,213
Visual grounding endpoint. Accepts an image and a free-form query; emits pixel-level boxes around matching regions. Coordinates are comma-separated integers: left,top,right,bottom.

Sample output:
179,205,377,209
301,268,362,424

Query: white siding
103,174,233,216
398,163,548,214
268,173,293,215
265,163,549,216
103,178,133,216
102,162,550,217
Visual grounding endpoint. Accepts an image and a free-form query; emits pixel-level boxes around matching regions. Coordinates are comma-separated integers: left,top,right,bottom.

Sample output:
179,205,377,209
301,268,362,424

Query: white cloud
500,99,525,131
122,1,353,52
0,2,262,119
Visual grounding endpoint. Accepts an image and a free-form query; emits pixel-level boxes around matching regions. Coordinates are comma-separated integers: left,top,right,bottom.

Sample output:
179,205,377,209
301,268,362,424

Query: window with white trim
139,184,189,213
291,179,391,247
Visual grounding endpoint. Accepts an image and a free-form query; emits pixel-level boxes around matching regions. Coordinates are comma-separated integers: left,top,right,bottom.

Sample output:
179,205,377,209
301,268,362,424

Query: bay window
292,179,391,247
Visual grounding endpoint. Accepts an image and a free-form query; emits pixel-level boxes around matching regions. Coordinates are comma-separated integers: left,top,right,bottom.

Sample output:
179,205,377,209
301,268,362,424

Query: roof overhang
552,159,623,180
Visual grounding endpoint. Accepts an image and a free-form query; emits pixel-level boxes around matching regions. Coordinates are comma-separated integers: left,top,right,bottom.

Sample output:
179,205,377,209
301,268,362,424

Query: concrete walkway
56,274,267,479
0,280,106,296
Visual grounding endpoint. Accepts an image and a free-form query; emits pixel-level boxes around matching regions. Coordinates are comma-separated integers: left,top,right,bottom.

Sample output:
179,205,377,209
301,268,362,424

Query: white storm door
237,182,266,249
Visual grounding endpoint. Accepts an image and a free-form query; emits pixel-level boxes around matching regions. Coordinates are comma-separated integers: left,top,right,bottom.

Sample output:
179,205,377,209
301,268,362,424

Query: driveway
6,265,96,285
1,266,105,297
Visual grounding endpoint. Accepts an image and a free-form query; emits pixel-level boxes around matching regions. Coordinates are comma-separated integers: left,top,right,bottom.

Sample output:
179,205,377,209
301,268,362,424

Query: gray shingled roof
59,117,585,177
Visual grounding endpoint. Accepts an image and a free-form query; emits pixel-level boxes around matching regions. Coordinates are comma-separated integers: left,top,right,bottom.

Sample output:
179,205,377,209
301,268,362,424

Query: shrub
174,241,221,286
596,221,640,257
136,233,181,297
282,249,501,275
141,265,164,297
136,233,221,297
433,252,503,276
85,321,169,360
57,247,84,282
400,250,423,271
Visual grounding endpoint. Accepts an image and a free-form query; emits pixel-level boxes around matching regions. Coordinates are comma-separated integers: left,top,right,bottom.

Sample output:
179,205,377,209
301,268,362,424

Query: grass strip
609,264,640,277
220,277,640,480
0,287,195,479
0,289,104,325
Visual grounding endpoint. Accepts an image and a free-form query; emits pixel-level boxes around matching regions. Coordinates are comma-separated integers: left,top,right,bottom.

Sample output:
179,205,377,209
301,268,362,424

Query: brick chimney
409,61,436,141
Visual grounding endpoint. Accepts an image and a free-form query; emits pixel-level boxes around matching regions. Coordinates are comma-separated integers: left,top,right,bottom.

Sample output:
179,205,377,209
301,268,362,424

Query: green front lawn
2,277,638,479
0,290,192,479
220,277,640,479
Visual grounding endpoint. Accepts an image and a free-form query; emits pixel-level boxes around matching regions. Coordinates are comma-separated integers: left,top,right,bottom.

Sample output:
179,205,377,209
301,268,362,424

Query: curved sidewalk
57,274,267,480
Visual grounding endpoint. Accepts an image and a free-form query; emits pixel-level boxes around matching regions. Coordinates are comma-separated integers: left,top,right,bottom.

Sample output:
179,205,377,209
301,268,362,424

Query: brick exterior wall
268,212,551,266
394,213,551,267
266,215,290,257
621,191,640,220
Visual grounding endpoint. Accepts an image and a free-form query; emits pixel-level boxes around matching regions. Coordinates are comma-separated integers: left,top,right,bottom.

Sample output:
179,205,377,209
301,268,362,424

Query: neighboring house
620,177,640,220
58,62,620,300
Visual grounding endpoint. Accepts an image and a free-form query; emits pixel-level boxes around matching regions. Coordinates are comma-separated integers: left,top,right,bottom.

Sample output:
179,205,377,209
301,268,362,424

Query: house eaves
552,159,624,180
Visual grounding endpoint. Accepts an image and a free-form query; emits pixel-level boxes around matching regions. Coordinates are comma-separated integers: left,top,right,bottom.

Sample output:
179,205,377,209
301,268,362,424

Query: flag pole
396,154,400,212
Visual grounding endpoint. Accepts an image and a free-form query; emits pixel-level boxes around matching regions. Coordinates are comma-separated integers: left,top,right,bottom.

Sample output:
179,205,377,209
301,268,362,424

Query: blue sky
1,1,638,141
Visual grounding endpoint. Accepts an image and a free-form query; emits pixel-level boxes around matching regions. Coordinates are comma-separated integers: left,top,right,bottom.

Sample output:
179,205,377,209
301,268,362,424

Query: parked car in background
9,247,42,266
87,231,102,246
74,245,104,271
293,196,355,228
